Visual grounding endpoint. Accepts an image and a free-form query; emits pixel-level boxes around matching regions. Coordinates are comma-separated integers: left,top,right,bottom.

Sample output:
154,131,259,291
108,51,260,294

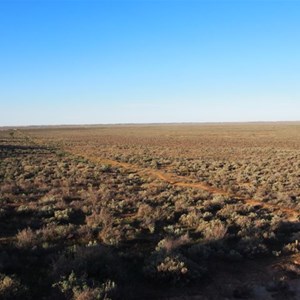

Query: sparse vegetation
0,124,300,299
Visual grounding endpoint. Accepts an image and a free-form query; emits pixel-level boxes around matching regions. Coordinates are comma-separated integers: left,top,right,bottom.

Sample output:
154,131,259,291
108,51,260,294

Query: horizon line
1,120,300,129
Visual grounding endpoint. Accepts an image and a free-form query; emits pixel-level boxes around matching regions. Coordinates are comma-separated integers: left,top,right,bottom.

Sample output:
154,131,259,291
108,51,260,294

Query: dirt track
72,153,299,223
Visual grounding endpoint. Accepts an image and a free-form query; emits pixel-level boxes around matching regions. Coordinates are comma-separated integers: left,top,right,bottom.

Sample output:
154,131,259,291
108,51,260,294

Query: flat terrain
1,123,300,299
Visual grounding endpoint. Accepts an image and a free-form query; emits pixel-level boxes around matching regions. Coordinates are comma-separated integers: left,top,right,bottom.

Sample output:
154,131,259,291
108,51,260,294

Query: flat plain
1,123,300,299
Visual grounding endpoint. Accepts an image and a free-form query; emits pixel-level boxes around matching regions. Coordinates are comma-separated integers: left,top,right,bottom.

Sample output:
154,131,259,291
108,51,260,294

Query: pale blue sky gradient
0,0,299,125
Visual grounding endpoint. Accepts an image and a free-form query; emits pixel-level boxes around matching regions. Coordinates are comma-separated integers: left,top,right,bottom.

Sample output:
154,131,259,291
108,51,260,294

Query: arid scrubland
0,123,300,299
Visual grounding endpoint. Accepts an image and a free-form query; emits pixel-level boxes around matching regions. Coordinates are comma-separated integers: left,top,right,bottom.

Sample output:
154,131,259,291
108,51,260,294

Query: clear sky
0,0,299,126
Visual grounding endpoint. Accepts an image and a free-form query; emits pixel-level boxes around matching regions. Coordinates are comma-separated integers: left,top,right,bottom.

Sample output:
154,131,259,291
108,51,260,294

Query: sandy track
71,153,299,222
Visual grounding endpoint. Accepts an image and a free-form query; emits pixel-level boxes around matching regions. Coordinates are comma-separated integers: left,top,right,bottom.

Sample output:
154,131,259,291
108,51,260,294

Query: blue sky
0,0,299,125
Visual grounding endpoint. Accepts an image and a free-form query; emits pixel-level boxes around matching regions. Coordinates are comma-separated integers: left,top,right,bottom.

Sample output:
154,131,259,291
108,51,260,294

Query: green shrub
0,274,28,300
143,251,206,284
53,271,116,300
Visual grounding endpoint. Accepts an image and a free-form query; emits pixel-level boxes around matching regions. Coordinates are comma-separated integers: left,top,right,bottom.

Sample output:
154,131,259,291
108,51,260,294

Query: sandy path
71,153,299,222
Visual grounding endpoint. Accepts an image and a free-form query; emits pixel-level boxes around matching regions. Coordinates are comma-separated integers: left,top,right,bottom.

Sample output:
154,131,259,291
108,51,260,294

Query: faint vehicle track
72,153,299,222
